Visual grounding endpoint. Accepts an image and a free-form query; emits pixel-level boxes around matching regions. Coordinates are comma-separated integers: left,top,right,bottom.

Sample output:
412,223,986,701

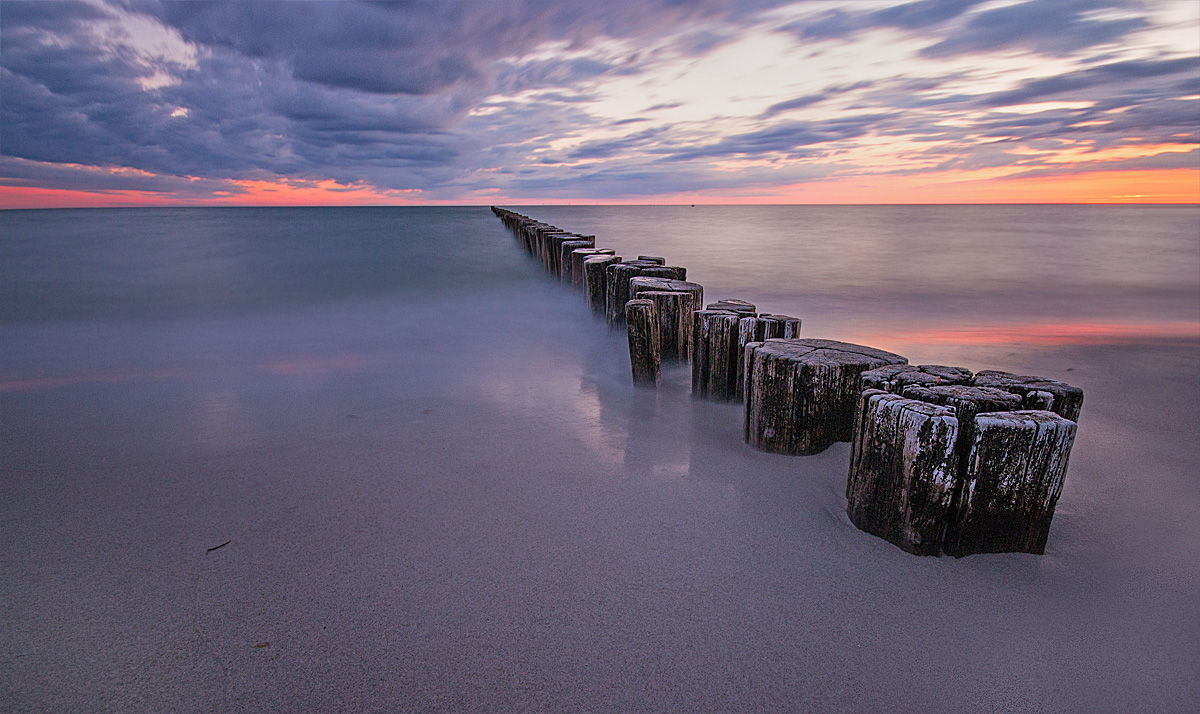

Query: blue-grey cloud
781,0,1147,58
920,0,1149,57
1,0,1194,202
762,81,875,118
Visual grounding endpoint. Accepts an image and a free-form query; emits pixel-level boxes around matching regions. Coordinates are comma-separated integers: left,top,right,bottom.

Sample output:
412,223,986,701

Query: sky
1,0,1197,207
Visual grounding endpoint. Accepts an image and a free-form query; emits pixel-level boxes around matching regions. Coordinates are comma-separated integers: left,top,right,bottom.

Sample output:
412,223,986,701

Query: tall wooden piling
584,255,622,316
605,262,686,326
558,239,595,282
692,310,742,400
625,299,661,386
569,248,615,287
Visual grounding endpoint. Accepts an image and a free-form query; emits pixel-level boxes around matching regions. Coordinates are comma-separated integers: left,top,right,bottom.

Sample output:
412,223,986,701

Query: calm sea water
2,205,1198,712
4,205,1197,325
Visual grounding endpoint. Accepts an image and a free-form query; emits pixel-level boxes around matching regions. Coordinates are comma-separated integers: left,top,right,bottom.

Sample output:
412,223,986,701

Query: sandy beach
2,206,1198,712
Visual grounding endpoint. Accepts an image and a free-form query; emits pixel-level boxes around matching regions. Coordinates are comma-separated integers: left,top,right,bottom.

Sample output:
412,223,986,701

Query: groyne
490,206,1083,557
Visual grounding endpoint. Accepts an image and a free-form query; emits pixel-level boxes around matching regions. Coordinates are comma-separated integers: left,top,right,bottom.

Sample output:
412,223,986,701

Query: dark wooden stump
971,370,1084,421
629,277,703,360
637,256,666,264
583,255,622,316
706,299,756,315
861,364,973,392
557,239,595,282
735,314,802,401
744,339,907,455
628,277,703,304
846,390,961,555
691,310,742,400
569,248,615,288
625,299,660,387
946,410,1077,556
636,290,696,362
856,364,975,440
605,262,686,326
546,232,588,275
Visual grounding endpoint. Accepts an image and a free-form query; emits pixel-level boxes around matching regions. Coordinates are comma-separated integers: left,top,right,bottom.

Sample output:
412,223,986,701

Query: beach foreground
2,206,1197,712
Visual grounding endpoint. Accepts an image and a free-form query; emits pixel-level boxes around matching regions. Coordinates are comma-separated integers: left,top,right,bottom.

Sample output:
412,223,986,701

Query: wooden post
862,364,973,392
637,256,666,264
691,310,742,400
735,314,802,402
557,239,595,282
971,370,1084,421
625,299,661,387
946,410,1077,556
637,290,695,362
543,232,582,274
569,248,615,288
605,262,686,326
706,299,756,315
628,277,703,360
744,338,907,455
846,390,961,555
584,255,622,316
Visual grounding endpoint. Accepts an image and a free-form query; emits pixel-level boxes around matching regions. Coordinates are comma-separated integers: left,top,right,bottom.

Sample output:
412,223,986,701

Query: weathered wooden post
971,370,1084,421
637,290,693,362
706,299,756,315
691,309,742,400
947,410,1078,556
584,255,622,316
846,391,961,555
735,314,802,401
637,256,666,264
855,364,975,439
625,299,660,387
861,364,973,392
569,248,615,288
558,239,595,282
744,339,907,455
605,262,686,326
543,231,583,274
628,277,704,360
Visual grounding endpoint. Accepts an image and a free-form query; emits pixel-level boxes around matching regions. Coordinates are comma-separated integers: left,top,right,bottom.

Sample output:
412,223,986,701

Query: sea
2,205,1198,712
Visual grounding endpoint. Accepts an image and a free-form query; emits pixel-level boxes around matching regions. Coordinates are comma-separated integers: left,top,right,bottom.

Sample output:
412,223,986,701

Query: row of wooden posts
491,207,1084,558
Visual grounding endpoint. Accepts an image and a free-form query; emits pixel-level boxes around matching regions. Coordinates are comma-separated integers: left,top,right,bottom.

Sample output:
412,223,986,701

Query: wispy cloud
2,0,1196,205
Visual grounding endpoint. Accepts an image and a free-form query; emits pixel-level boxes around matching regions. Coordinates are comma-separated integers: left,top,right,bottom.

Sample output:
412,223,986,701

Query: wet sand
2,270,1197,712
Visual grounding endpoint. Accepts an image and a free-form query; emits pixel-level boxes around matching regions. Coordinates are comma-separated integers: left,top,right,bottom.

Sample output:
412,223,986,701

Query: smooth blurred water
1,205,1198,713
